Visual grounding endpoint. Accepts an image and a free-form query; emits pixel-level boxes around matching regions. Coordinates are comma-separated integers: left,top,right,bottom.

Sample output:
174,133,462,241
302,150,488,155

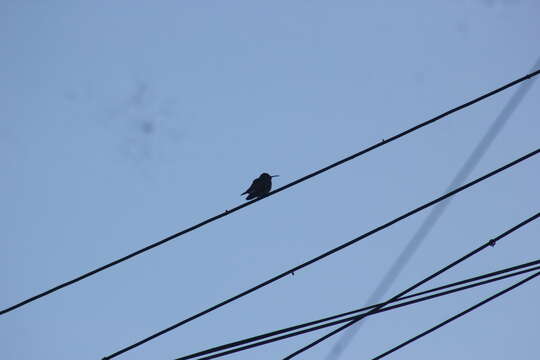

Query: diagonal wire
173,259,540,360
196,265,540,360
372,269,540,359
327,56,540,360
2,70,539,317
102,150,538,360
282,212,539,359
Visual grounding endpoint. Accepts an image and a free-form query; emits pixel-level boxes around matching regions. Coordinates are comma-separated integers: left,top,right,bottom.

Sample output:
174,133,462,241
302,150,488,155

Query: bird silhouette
241,173,279,200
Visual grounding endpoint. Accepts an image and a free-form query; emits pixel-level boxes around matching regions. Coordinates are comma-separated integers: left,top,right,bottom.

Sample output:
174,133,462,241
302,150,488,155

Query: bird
241,173,279,200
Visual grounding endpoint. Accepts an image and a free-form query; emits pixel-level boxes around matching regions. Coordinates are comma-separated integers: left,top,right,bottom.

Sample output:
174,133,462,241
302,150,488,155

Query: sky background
1,1,539,360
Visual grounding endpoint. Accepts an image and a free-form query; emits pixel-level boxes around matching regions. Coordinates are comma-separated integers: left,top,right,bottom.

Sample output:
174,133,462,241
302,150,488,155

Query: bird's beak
271,175,280,177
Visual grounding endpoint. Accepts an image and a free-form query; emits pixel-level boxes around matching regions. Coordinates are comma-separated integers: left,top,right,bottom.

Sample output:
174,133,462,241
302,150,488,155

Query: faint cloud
130,81,148,107
65,79,184,164
455,19,470,36
140,120,155,135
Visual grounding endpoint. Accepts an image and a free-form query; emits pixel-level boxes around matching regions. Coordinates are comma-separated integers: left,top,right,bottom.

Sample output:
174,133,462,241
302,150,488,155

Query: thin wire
329,55,540,360
195,264,540,360
282,212,540,359
173,259,540,360
102,151,539,360
372,269,540,359
2,70,539,318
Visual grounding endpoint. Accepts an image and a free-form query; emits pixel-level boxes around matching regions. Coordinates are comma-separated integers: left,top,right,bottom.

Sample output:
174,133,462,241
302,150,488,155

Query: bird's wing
241,179,258,195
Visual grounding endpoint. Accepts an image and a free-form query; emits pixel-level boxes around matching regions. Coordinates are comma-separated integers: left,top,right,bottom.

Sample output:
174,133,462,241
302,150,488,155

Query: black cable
328,55,540,360
173,259,540,360
195,264,540,360
372,269,540,359
282,212,540,359
2,71,538,318
102,151,539,360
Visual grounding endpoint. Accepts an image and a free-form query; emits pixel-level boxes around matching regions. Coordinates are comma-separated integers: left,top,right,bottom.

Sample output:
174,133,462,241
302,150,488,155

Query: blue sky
1,1,539,359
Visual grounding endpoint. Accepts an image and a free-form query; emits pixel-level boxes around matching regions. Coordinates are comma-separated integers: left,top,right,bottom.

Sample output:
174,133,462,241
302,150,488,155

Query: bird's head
261,173,279,179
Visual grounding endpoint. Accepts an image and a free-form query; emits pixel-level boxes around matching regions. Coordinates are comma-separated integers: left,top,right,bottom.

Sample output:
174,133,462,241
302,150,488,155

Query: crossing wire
328,55,540,360
372,269,540,359
2,70,539,317
281,212,540,359
174,258,540,360
102,150,539,360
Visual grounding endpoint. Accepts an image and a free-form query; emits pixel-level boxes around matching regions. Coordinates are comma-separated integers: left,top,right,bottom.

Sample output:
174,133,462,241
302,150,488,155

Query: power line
372,269,540,359
282,212,540,359
173,258,540,360
194,263,540,360
102,150,539,360
328,55,540,360
2,70,539,317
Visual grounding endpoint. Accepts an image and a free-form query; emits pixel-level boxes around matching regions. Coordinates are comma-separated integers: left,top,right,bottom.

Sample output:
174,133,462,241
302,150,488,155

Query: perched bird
241,173,279,200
